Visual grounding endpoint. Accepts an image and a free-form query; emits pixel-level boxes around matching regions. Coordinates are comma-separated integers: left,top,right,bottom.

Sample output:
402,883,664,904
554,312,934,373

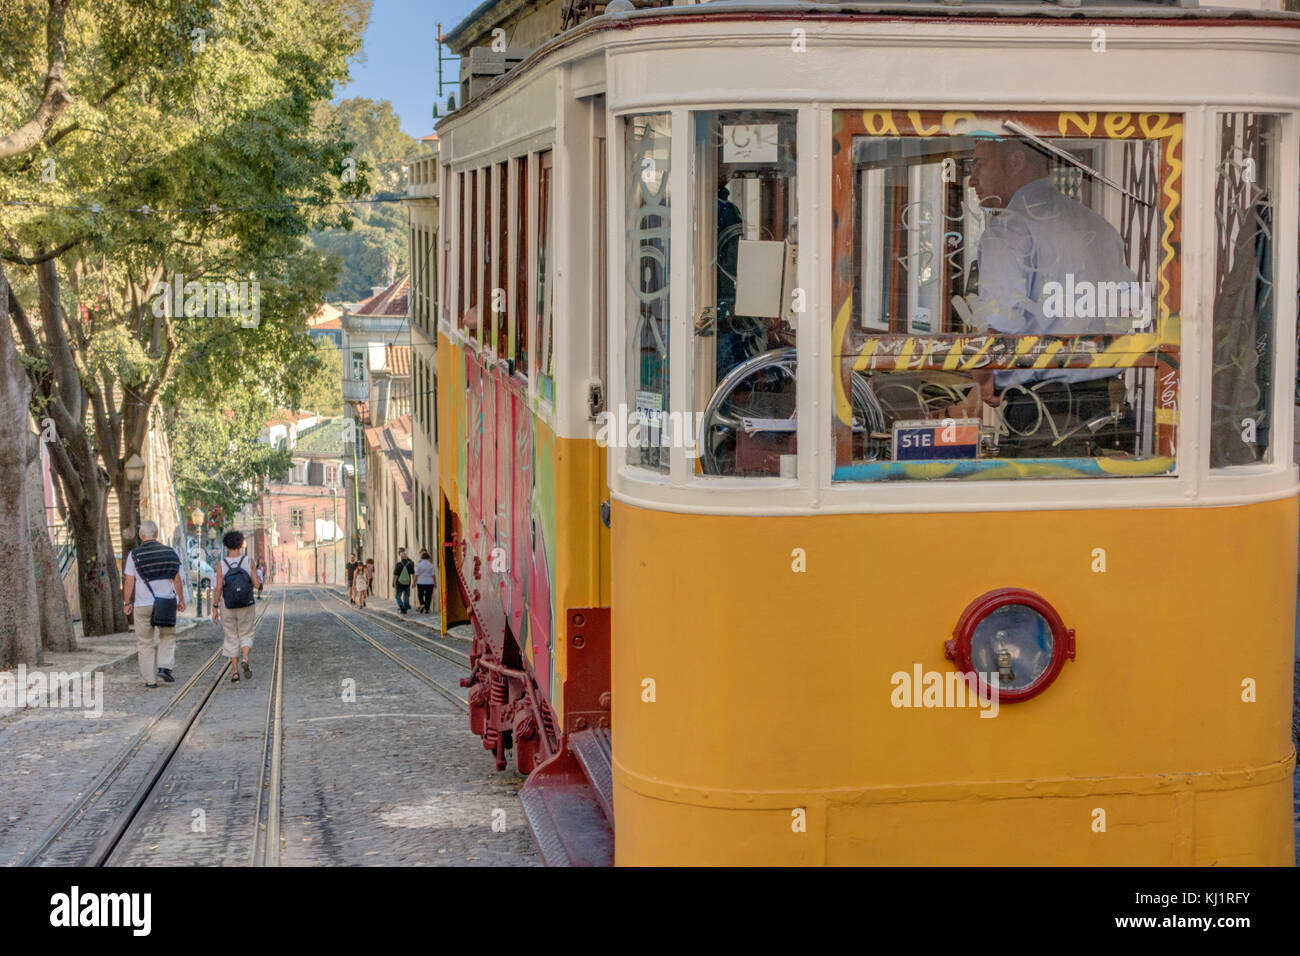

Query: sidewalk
0,615,204,721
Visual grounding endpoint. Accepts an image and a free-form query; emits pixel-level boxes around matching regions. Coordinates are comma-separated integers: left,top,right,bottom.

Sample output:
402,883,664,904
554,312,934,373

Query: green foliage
0,0,371,478
298,336,344,416
168,390,292,524
309,97,424,301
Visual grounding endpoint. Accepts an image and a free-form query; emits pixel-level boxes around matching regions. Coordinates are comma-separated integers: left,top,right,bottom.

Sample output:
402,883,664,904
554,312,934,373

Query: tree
0,0,74,665
298,337,344,416
1,0,370,635
310,97,423,300
169,392,293,529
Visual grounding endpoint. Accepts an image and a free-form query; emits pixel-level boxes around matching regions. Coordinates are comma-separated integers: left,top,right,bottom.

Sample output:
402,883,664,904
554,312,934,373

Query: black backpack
222,557,256,609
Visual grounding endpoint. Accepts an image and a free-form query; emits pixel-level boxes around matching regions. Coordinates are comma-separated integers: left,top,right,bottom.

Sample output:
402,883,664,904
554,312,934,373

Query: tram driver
947,137,1139,458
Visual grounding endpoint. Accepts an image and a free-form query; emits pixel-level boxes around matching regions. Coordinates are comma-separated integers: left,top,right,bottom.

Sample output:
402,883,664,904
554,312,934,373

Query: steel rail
312,591,469,711
252,591,288,866
84,652,229,866
15,647,225,867
316,586,471,668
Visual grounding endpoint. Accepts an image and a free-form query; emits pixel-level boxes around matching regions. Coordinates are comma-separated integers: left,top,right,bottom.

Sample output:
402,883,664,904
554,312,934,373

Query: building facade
362,413,416,599
407,149,440,592
237,414,347,585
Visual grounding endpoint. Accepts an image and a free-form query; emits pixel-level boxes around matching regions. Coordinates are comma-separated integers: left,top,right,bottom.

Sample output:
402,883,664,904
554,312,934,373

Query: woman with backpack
212,530,258,682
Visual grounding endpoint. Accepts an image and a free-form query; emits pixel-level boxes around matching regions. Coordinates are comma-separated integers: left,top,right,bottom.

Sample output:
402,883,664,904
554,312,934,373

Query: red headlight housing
945,588,1076,703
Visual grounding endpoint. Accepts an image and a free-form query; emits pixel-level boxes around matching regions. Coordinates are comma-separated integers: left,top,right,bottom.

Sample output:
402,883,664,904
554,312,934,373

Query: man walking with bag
393,548,415,615
123,520,186,689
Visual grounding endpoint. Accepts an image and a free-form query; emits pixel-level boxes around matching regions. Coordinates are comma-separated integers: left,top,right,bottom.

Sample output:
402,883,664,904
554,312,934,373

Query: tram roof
445,0,1297,50
439,0,1298,125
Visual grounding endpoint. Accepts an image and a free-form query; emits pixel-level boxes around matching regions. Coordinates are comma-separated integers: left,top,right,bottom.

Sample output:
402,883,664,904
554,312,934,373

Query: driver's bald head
970,138,1051,208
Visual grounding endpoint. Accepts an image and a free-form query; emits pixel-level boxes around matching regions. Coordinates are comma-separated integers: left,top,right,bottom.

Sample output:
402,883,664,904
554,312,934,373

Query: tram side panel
610,498,1299,866
438,330,611,777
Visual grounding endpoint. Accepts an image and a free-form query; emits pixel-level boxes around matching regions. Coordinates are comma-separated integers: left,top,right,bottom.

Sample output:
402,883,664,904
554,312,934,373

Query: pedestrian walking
255,559,266,599
353,557,370,608
393,547,415,615
415,549,435,614
212,531,258,682
346,552,359,604
123,520,186,688
365,558,375,597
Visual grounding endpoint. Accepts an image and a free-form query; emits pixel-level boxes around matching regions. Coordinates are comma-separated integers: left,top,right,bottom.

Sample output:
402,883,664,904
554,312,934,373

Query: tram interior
624,111,1277,480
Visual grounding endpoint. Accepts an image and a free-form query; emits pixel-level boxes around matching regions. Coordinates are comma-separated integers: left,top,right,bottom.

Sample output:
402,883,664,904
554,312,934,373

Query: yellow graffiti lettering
943,338,965,370
1013,335,1041,361
852,338,880,373
1103,112,1135,139
908,110,942,136
1058,111,1098,137
942,111,977,134
895,337,917,370
862,110,900,137
1138,113,1179,140
958,337,996,371
1031,341,1065,369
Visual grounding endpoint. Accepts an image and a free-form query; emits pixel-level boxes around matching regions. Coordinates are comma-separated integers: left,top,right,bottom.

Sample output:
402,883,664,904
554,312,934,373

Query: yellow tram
429,0,1299,864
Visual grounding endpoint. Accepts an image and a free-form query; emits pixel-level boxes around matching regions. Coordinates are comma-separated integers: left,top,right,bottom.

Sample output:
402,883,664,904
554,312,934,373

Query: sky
335,0,483,139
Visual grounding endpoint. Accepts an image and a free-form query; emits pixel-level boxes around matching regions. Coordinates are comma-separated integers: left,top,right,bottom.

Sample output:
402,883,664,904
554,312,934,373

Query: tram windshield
831,110,1183,481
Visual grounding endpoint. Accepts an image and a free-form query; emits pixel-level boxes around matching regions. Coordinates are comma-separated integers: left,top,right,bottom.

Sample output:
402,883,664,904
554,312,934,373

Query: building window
325,464,339,486
291,460,306,484
290,508,304,532
351,351,366,383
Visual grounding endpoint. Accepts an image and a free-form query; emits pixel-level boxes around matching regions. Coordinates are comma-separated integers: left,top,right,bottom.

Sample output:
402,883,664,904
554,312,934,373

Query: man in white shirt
123,520,186,688
953,137,1138,457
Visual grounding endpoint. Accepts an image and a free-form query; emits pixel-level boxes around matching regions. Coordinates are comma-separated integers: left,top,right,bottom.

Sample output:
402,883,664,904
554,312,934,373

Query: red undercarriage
449,520,614,865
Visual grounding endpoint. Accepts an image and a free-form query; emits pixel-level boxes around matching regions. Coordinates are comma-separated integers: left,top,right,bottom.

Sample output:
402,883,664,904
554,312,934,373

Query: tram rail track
311,589,470,712
252,593,287,866
315,586,471,668
19,592,287,867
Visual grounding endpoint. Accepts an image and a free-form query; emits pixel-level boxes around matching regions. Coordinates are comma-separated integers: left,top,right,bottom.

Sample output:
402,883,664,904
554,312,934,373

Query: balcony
407,154,438,200
343,379,368,403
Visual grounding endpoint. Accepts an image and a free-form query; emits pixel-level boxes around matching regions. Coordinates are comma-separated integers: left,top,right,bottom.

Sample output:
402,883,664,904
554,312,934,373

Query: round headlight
945,588,1075,703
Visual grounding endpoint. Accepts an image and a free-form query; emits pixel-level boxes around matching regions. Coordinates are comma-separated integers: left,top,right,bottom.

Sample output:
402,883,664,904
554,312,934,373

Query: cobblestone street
0,587,536,867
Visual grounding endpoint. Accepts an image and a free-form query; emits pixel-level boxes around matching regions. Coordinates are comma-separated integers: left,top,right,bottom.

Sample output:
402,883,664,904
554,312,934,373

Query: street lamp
190,505,206,615
124,453,146,545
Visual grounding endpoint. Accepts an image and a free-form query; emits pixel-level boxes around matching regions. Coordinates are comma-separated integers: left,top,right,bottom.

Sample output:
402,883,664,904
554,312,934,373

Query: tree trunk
27,436,75,653
67,491,122,636
0,270,43,668
116,472,138,569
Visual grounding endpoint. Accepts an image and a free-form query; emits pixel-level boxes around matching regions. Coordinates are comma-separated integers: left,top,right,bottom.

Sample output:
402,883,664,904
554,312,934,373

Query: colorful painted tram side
428,1,1300,865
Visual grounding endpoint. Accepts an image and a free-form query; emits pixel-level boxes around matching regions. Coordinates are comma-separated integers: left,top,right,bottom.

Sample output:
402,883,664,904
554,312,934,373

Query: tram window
441,164,451,321
514,154,529,378
831,110,1181,481
457,171,466,327
496,160,509,357
537,150,555,403
1211,113,1279,468
691,110,798,478
624,114,672,474
468,169,480,336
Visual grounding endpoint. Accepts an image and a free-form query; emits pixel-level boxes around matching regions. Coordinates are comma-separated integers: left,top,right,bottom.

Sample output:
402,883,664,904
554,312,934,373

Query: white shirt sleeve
970,212,1040,335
